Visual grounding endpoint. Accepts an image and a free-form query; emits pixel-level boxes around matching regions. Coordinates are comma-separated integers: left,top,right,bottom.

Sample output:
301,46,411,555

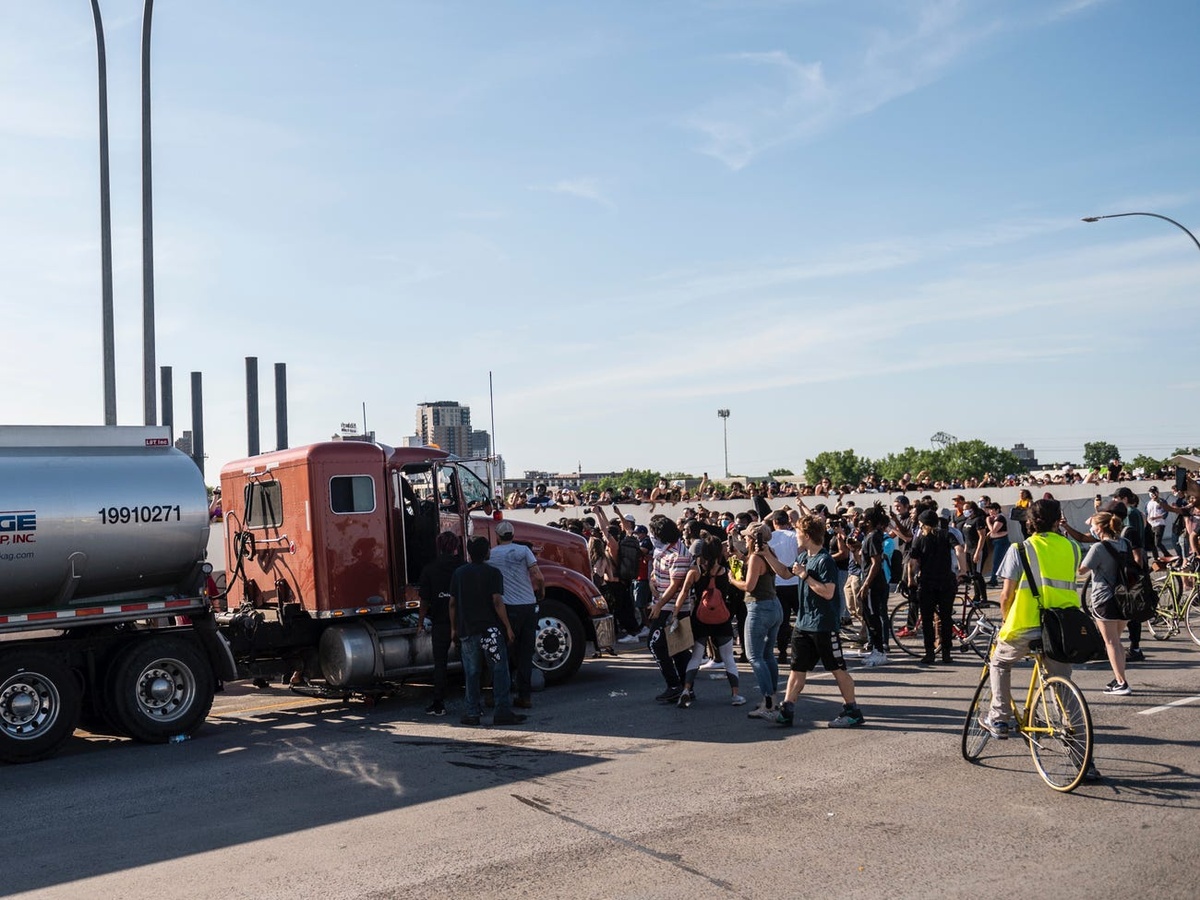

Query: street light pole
1082,212,1200,255
141,0,157,425
717,409,730,478
89,0,117,425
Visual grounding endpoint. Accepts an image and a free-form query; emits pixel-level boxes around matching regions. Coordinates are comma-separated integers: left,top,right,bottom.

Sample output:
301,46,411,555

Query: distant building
415,400,477,457
175,431,192,455
1011,443,1039,470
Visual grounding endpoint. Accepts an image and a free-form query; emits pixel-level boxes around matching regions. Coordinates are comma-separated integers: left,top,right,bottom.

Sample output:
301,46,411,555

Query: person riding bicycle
981,498,1081,739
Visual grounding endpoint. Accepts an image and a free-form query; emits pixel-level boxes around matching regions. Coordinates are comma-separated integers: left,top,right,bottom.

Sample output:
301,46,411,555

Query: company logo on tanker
0,509,36,545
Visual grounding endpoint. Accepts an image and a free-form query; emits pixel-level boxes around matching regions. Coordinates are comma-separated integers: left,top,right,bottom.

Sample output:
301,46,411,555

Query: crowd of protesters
503,458,1178,513
436,468,1200,738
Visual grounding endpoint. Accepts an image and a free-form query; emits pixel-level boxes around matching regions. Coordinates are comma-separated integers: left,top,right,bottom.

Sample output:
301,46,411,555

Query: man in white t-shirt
768,511,801,665
489,520,544,709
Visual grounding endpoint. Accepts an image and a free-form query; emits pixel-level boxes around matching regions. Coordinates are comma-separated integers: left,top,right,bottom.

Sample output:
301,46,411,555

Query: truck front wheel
107,636,216,744
0,652,81,764
535,599,586,685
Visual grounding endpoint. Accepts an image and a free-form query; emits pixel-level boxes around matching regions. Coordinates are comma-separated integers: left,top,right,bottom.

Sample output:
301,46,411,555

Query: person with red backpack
675,535,743,708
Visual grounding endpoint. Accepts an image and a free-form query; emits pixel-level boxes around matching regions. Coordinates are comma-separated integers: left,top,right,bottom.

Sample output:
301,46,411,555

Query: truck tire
107,635,215,744
535,599,586,685
0,652,82,764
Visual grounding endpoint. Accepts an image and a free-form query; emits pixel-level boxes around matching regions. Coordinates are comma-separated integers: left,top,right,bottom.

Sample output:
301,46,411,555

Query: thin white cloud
685,0,1100,170
528,177,617,211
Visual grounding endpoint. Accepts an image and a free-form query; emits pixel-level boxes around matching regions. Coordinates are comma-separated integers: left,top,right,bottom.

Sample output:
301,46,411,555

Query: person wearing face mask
730,523,783,720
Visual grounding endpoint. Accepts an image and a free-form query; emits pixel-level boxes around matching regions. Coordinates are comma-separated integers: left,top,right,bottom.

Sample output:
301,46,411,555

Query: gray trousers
988,626,1071,723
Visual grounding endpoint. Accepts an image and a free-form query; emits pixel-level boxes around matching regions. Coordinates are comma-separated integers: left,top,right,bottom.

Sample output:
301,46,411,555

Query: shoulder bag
1017,543,1103,664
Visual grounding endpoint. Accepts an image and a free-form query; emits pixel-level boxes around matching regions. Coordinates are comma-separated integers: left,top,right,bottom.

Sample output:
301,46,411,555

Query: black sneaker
676,690,695,709
775,704,794,726
1126,648,1145,663
1103,679,1131,696
425,700,446,717
492,711,527,726
655,687,683,703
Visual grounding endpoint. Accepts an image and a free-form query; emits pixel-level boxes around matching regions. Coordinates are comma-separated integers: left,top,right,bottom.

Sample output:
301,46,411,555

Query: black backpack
616,535,641,582
1100,541,1155,623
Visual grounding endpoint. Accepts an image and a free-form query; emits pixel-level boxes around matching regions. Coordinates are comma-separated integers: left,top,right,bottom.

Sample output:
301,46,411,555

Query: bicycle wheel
889,600,925,658
1147,577,1178,641
961,606,998,660
1185,591,1200,648
1027,676,1092,792
961,667,993,761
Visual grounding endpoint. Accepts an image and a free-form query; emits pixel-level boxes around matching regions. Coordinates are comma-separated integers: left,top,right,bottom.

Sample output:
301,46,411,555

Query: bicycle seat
1029,638,1044,652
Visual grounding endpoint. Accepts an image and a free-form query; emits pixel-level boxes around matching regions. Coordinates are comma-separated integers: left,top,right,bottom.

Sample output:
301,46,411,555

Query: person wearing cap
906,509,960,664
730,523,784,719
488,519,545,709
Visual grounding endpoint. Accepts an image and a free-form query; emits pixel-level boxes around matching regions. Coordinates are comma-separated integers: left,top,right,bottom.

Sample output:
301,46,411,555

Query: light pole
1082,212,1200,255
89,0,117,425
141,0,157,425
717,409,730,477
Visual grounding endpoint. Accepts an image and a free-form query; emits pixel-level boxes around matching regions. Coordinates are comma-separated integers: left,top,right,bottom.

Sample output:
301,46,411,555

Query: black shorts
790,630,847,673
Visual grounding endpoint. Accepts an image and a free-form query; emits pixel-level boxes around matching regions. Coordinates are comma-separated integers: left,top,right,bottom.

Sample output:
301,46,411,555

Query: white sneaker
617,634,641,644
636,627,650,638
860,650,888,667
731,694,747,706
699,658,723,671
747,702,776,720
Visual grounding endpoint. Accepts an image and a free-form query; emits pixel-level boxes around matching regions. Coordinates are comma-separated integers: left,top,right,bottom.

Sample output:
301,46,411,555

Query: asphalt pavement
4,632,1198,900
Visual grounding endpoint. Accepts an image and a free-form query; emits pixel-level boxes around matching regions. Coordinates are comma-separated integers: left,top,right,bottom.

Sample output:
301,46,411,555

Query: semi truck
0,426,613,764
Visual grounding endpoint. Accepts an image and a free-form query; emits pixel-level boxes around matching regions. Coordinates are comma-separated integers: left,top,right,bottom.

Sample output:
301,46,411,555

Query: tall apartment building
415,400,490,458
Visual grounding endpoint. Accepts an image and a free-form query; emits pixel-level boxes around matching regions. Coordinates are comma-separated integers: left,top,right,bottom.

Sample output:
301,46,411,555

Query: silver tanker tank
0,425,210,611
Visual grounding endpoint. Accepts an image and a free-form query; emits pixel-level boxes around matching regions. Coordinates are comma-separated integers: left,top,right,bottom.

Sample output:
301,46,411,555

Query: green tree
1173,447,1200,457
874,447,939,482
939,439,1023,481
1130,454,1167,474
1083,441,1121,468
768,468,794,477
804,450,870,487
661,472,694,481
581,468,661,494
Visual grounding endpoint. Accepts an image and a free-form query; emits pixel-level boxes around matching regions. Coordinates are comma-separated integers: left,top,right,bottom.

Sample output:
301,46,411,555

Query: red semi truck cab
218,441,613,686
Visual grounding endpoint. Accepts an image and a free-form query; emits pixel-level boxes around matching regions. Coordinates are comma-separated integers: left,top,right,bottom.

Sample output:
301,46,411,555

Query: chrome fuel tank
0,426,210,611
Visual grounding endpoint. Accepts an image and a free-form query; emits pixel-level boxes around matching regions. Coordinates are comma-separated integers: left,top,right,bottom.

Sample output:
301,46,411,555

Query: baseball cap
918,509,939,527
495,520,515,537
623,514,636,523
634,524,648,535
1113,487,1137,502
952,494,965,501
1101,500,1128,518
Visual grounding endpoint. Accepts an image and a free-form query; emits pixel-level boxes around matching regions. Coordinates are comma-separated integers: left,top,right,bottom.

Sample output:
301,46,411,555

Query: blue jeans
989,538,1010,582
461,633,513,717
745,598,782,701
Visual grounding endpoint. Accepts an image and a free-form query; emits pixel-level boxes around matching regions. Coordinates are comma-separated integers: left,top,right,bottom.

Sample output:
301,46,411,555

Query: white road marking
1138,695,1200,715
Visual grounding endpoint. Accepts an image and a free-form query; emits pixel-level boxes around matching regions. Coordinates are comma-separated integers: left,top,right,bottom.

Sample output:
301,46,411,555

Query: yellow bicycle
961,639,1094,792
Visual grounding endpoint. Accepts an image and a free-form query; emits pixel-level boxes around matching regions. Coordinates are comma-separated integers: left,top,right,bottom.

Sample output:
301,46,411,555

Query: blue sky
3,0,1199,482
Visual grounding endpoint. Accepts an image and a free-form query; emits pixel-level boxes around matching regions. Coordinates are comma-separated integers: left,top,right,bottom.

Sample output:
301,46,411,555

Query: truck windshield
455,464,492,509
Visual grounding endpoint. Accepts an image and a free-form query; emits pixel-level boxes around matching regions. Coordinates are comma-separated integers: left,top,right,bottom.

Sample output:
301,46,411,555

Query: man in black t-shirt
907,509,960,664
450,536,524,727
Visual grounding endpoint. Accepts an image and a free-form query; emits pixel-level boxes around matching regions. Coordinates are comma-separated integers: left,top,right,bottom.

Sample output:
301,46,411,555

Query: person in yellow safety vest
981,497,1081,739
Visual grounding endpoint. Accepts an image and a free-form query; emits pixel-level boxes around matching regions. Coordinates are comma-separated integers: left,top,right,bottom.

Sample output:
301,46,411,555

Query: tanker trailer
0,426,234,763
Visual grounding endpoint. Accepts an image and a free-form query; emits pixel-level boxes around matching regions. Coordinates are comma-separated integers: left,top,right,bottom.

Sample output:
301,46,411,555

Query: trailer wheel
0,653,82,764
107,636,215,744
535,599,586,685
